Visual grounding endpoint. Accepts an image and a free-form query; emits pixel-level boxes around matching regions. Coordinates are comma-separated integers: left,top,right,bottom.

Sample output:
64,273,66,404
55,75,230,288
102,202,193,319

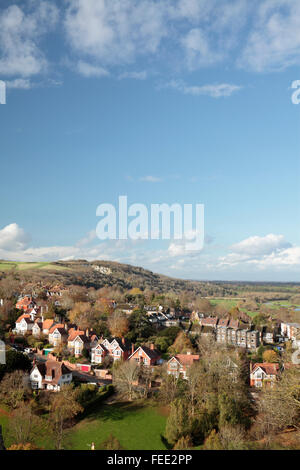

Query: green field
0,261,71,272
0,401,168,450
67,402,168,451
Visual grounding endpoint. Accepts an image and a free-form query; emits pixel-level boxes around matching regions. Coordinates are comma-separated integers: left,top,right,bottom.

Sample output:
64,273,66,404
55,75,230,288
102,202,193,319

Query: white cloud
64,0,167,65
218,234,299,271
240,0,300,72
0,2,59,77
250,246,300,268
167,80,242,98
0,224,31,251
6,78,33,89
181,28,222,69
230,234,291,256
76,60,109,77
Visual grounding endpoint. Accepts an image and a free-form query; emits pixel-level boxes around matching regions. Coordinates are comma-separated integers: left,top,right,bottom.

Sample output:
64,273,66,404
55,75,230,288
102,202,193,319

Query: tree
219,424,247,450
165,399,190,445
173,435,193,450
159,371,185,405
128,310,154,342
0,349,31,380
49,384,83,450
68,302,92,329
113,361,139,401
257,366,300,434
7,404,46,446
0,370,28,408
108,311,129,338
194,299,213,314
168,331,194,355
203,429,223,450
262,349,278,363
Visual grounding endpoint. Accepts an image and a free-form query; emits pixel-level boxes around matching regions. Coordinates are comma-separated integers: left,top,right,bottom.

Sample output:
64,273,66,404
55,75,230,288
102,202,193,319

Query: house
262,326,275,344
250,362,280,388
167,352,200,379
91,337,132,363
128,344,161,366
200,317,218,328
216,323,260,350
281,322,300,341
48,324,68,347
30,360,72,391
14,314,34,335
109,337,132,361
32,319,43,337
67,329,98,357
42,319,54,335
91,343,109,364
16,296,35,312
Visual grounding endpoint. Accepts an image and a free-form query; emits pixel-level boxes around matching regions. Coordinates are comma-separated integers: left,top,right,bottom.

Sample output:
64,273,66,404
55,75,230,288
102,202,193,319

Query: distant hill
0,260,299,297
0,259,227,296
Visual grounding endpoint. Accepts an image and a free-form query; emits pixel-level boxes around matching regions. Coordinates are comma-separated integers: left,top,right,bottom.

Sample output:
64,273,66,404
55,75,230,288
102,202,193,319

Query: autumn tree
173,435,193,450
68,302,94,329
168,331,194,355
107,311,129,338
0,370,28,408
262,349,279,363
49,384,83,450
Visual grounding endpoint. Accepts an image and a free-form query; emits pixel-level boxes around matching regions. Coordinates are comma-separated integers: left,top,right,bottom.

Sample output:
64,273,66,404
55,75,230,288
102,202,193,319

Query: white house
14,314,34,335
30,360,72,391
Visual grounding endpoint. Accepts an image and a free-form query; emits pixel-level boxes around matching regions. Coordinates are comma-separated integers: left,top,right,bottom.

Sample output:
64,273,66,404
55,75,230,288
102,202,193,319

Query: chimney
122,337,125,345
86,328,89,337
132,343,135,355
150,343,155,350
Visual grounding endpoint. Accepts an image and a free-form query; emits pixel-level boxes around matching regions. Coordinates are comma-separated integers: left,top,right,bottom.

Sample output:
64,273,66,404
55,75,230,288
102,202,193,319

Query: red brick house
167,352,200,379
16,296,35,312
128,344,161,366
250,362,280,388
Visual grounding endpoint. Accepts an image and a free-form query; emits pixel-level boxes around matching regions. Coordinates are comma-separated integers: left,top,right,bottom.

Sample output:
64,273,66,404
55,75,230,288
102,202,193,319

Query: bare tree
0,370,28,409
49,384,83,450
113,361,139,401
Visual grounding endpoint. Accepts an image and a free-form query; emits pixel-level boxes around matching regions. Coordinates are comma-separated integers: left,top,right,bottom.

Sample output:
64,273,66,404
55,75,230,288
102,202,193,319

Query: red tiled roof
201,317,218,326
173,354,200,366
252,363,280,376
49,323,66,334
42,319,54,330
16,314,31,324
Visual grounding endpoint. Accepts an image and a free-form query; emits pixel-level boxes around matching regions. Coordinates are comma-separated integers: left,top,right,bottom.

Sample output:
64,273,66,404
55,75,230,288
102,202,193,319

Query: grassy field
67,402,168,451
0,261,71,272
0,404,11,448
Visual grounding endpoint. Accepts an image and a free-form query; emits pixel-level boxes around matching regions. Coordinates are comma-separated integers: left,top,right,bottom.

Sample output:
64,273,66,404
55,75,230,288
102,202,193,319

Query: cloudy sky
0,0,300,281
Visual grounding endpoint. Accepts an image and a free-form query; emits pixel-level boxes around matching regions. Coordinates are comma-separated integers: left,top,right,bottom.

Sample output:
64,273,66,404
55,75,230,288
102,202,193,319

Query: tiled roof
16,314,33,324
253,363,280,376
49,323,66,334
139,346,161,359
201,317,218,326
42,319,54,330
172,354,200,366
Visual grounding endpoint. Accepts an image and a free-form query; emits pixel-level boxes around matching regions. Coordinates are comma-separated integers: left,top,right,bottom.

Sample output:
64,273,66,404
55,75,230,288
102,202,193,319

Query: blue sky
0,0,300,281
